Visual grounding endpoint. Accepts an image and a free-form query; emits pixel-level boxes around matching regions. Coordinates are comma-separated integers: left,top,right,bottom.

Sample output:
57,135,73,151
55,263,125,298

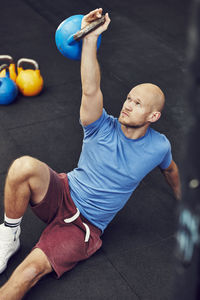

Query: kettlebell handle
73,15,105,42
0,64,9,72
0,63,10,78
0,55,14,64
17,58,39,70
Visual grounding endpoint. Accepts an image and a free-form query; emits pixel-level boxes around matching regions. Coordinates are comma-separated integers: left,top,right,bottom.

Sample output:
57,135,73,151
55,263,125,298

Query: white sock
4,214,22,233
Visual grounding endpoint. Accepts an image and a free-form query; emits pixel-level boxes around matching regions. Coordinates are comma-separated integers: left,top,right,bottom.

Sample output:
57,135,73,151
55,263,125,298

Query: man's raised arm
80,8,110,126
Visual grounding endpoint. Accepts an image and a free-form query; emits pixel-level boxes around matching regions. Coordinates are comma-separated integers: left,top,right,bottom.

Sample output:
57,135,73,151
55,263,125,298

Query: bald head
130,83,165,113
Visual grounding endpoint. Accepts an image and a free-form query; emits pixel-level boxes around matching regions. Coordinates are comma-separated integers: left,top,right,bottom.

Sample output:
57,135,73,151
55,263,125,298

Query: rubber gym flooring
0,0,190,299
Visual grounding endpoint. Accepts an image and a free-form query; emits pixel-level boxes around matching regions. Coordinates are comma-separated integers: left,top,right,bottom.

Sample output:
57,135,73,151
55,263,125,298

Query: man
0,8,181,300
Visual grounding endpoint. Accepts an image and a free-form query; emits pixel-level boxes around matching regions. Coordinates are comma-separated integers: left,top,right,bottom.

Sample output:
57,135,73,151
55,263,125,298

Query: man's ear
148,111,161,123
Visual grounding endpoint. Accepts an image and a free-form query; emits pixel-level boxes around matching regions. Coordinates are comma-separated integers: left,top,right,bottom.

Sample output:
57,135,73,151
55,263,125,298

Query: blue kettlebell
55,14,104,60
0,64,18,105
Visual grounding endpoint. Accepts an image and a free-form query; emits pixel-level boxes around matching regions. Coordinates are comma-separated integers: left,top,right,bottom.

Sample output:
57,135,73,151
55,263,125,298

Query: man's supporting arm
80,9,110,126
161,160,182,201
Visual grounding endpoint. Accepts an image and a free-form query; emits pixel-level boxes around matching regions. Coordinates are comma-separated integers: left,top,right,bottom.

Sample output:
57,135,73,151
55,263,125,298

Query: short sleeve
80,109,109,139
159,140,172,170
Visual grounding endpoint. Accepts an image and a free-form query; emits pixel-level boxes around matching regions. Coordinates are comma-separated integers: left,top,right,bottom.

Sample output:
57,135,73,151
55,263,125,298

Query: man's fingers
102,13,111,29
85,8,103,22
105,13,110,23
81,8,111,34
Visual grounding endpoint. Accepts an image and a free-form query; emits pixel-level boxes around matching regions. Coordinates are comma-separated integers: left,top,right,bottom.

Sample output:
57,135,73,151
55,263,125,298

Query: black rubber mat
0,0,190,299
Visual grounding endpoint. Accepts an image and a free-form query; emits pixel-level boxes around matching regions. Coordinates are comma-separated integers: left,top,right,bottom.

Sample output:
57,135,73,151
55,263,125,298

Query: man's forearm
81,36,101,95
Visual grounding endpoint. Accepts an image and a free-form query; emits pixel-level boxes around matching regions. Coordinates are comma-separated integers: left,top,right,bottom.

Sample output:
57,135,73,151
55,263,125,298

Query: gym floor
0,0,190,299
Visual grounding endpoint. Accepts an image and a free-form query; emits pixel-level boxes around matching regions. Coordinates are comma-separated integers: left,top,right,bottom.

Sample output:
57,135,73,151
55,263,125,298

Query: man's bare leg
4,155,51,218
0,248,53,300
0,156,53,298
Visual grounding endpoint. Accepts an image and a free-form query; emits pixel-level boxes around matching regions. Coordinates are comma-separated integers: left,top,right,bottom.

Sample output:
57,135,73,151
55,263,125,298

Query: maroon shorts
31,168,102,278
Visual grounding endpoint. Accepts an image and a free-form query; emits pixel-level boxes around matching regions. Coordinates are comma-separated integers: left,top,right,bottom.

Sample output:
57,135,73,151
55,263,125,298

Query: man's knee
7,156,40,184
20,263,43,284
20,262,50,285
16,251,52,286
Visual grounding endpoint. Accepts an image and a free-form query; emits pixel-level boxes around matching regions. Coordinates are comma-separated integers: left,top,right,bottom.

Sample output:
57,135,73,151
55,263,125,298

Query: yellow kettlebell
0,55,17,82
16,58,44,96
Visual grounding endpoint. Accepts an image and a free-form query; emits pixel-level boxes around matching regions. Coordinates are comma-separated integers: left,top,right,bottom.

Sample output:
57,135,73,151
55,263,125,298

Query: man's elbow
162,160,178,174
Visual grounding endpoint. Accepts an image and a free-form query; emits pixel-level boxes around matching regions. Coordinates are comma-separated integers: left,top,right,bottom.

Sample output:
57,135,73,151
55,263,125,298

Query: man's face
118,86,154,128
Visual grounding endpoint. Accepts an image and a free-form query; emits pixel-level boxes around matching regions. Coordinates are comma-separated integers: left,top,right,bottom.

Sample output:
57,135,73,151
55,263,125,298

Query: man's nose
124,102,133,111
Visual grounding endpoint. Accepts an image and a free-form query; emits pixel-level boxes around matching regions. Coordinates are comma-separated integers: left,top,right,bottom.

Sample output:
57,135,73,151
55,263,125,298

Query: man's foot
0,224,21,274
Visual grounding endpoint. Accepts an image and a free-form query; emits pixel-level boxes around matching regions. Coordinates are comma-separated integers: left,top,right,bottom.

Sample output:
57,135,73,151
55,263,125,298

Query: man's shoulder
149,127,171,149
147,128,172,167
99,109,118,129
82,108,118,138
104,109,117,121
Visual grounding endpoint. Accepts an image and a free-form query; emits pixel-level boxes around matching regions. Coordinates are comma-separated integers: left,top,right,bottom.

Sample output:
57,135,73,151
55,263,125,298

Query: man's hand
81,8,111,38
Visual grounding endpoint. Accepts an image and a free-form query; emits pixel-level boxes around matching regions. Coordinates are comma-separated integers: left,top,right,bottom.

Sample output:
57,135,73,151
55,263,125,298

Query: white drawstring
83,222,90,242
64,208,90,242
64,208,80,223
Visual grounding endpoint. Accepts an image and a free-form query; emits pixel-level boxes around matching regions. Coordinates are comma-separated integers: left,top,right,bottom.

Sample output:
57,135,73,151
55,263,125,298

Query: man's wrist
83,35,98,43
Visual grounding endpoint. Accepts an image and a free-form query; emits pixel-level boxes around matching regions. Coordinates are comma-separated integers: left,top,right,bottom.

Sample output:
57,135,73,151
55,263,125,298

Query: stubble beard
118,117,147,129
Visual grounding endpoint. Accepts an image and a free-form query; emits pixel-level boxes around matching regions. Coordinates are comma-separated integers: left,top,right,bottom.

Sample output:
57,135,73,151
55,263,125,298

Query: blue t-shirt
67,109,172,232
